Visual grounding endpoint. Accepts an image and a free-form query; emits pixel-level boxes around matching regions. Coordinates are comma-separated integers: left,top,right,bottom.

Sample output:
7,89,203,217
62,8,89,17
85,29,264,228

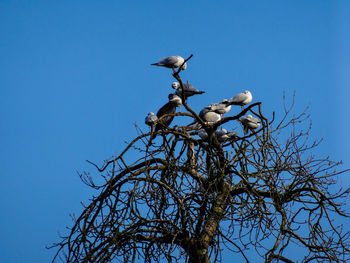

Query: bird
151,56,187,73
151,94,182,139
239,114,261,135
145,112,158,126
198,106,222,126
228,90,253,110
197,129,208,140
215,129,239,142
197,128,238,142
171,82,205,100
168,93,182,107
209,99,231,116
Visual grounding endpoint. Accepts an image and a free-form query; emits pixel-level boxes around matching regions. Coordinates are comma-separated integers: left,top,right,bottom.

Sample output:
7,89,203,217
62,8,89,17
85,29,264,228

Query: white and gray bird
171,82,205,99
145,112,158,126
151,56,187,73
197,128,238,142
229,90,253,110
215,128,239,142
209,99,231,115
198,106,222,125
239,114,261,135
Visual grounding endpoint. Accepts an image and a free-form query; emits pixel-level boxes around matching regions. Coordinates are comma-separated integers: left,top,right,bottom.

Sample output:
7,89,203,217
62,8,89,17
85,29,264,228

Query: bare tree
50,55,350,263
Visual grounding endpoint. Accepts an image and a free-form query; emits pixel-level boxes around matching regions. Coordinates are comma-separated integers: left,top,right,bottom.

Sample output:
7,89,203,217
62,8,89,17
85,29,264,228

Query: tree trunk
187,180,230,263
188,246,211,263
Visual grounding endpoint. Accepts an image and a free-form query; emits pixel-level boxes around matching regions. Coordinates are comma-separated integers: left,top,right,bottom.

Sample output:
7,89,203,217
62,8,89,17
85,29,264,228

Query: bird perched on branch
151,94,183,139
239,114,261,135
229,90,252,110
190,101,226,128
198,106,222,126
151,56,187,73
145,112,158,126
197,128,238,142
215,128,239,142
209,99,231,116
171,82,205,100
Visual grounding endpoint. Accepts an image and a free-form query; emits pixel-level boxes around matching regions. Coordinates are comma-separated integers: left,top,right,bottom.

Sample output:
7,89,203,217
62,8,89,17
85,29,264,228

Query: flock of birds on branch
145,55,261,142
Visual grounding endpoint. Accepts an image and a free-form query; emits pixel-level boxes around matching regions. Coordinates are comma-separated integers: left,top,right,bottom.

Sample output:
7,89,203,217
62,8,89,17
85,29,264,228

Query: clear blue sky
1,1,349,262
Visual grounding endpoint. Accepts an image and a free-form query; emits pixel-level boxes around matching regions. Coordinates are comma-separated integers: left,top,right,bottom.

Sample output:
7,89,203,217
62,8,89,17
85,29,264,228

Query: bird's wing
157,102,175,117
229,93,246,104
205,111,221,123
199,107,210,119
162,56,178,66
155,102,176,128
151,56,175,67
185,83,205,94
250,116,260,124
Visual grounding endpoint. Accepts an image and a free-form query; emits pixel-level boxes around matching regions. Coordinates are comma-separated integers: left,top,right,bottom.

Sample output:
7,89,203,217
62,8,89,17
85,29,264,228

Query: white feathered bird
151,56,187,73
239,114,261,135
198,106,222,126
209,99,231,116
229,90,253,110
145,112,158,126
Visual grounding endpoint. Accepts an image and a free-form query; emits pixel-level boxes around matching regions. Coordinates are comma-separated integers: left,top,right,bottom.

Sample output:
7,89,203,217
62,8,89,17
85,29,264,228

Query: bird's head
168,94,182,107
172,82,180,90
